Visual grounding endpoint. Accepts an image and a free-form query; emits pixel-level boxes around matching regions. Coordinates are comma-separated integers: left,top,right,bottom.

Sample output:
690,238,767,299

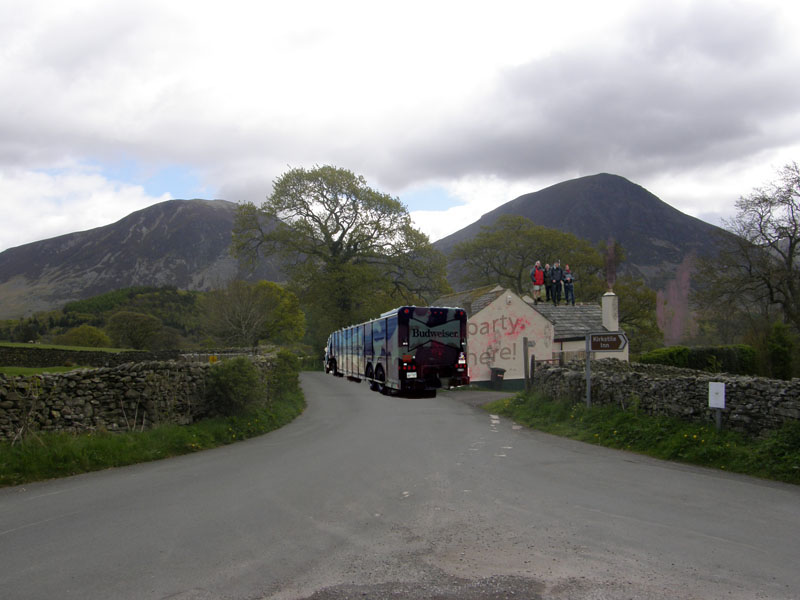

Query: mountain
0,199,280,319
433,173,727,289
1,175,726,342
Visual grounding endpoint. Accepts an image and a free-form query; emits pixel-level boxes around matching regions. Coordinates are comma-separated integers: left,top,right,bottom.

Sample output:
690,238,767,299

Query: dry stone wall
533,359,800,436
0,358,272,442
0,346,180,368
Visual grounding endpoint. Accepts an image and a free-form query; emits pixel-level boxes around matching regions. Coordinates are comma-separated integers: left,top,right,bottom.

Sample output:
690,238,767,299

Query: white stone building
434,285,628,385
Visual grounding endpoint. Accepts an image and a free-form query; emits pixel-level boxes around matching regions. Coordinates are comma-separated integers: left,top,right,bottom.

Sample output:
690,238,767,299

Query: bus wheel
366,365,378,391
375,367,388,394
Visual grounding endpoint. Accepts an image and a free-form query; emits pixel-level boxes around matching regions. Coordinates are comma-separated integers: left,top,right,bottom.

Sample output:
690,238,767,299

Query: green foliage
2,286,205,349
450,215,605,299
693,162,800,338
638,345,690,368
106,311,163,350
53,324,112,348
0,317,46,342
233,165,449,349
486,392,800,484
268,350,301,400
766,321,797,380
614,276,663,353
639,345,757,374
0,378,305,487
64,286,161,314
200,280,305,349
205,357,266,415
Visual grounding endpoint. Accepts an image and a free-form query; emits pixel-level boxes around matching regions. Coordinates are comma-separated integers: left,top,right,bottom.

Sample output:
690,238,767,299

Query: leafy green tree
233,165,449,346
201,280,304,349
614,276,663,353
766,321,797,380
450,215,604,300
54,324,112,348
105,311,163,350
697,162,800,332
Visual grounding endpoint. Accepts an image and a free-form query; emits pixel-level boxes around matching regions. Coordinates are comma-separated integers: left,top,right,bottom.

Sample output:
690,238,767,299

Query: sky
1,0,800,253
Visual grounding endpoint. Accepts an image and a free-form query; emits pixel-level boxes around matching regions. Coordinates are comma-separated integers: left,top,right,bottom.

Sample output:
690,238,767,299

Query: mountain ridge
433,173,725,288
0,174,724,326
0,199,279,318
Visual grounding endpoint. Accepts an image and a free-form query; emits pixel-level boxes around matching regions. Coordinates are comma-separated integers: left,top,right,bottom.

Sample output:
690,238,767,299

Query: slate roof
432,284,505,317
528,302,607,341
435,285,615,342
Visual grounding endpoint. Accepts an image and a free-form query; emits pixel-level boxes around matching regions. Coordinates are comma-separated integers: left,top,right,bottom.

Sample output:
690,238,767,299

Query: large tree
200,280,304,350
695,162,800,333
106,311,163,350
233,166,449,343
450,215,605,300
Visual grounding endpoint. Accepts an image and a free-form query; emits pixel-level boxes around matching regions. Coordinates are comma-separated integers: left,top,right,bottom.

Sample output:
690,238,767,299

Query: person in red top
529,260,545,304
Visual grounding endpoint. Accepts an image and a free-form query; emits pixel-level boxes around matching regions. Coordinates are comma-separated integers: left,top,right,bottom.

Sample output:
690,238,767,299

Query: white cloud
0,167,170,250
0,0,799,251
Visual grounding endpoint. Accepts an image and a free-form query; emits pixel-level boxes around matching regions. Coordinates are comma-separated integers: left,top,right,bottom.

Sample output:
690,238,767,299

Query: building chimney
602,291,619,331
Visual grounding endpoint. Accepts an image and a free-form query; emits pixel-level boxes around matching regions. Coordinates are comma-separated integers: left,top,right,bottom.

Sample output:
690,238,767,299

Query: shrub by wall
639,345,756,375
0,345,180,368
0,356,276,442
533,359,799,437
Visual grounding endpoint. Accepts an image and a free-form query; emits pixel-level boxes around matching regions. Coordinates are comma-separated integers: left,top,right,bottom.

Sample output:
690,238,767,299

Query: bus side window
374,319,386,356
397,314,408,347
365,322,373,356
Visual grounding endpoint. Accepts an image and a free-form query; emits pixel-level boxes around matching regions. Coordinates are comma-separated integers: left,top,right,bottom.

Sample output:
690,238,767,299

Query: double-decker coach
324,306,469,396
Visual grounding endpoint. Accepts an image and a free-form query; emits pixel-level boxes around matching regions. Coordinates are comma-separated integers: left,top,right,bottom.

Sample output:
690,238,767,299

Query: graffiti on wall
466,295,553,381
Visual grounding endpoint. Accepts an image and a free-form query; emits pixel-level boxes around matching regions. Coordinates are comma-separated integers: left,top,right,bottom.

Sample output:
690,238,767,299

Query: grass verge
0,387,305,488
485,392,800,485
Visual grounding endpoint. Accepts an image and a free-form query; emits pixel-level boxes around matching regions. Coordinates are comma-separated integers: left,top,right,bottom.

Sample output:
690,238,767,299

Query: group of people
530,260,575,306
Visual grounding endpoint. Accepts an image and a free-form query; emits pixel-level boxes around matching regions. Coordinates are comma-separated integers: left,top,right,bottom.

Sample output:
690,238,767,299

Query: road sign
589,332,628,352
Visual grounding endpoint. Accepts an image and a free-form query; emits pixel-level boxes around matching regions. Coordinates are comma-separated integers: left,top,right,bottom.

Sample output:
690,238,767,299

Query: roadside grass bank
485,392,800,485
0,355,305,488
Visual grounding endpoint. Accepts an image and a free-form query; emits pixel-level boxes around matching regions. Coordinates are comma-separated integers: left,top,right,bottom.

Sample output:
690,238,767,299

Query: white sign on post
709,382,726,409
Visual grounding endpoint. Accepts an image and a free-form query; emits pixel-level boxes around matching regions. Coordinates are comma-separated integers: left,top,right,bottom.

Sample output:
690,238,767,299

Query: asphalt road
1,372,799,600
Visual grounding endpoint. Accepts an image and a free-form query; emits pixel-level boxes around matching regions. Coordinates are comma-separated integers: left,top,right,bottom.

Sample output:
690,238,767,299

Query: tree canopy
233,166,449,346
450,215,605,299
200,280,304,350
692,162,800,376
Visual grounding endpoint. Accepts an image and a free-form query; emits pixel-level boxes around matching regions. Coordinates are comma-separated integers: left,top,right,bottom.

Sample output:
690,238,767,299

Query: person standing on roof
563,264,575,305
550,261,564,305
543,263,552,302
530,261,545,304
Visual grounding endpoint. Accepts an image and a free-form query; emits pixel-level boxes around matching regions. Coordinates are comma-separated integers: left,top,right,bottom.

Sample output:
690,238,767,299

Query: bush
639,344,757,375
53,324,112,348
206,357,266,416
268,350,300,401
766,322,796,380
639,346,689,368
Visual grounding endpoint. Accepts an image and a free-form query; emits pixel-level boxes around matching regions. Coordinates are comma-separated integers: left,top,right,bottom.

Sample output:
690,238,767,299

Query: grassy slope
486,392,800,485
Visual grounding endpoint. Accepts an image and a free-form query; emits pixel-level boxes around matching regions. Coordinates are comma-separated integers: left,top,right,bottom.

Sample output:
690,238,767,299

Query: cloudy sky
1,0,799,253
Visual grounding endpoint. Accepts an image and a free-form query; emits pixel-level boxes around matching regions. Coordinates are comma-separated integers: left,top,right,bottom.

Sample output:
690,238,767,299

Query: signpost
709,381,725,431
589,332,628,352
523,337,536,391
585,332,629,407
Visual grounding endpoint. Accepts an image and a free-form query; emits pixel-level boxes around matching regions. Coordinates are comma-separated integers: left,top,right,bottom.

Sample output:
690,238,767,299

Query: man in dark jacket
563,264,575,305
550,261,564,305
543,263,552,302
